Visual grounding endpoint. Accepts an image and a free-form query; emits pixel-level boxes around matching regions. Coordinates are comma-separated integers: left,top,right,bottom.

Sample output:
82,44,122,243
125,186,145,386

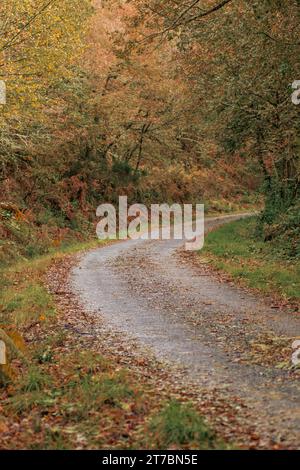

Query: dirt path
71,215,300,449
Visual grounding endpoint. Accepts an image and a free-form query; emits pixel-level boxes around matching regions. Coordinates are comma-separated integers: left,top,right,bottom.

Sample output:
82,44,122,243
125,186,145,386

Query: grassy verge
0,239,223,450
0,239,102,331
202,217,300,304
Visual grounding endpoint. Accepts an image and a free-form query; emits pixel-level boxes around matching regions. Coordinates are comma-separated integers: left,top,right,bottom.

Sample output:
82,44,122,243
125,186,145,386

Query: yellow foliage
0,0,92,122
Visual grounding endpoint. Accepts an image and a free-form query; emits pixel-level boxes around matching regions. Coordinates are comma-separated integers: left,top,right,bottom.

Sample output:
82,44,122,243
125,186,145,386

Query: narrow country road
71,215,300,448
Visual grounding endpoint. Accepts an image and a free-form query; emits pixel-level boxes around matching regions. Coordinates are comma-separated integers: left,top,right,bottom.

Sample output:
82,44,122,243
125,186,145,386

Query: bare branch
0,0,58,53
144,0,234,42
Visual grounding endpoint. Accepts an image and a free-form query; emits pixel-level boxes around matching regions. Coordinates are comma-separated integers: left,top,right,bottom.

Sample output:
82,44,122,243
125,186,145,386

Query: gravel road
71,214,300,448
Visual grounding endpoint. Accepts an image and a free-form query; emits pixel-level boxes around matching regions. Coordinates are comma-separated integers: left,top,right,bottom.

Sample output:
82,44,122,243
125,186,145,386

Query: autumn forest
0,0,299,453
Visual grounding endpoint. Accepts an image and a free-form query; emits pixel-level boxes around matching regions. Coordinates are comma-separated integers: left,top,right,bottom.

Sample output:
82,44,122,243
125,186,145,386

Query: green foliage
111,160,143,184
259,202,300,258
34,346,54,364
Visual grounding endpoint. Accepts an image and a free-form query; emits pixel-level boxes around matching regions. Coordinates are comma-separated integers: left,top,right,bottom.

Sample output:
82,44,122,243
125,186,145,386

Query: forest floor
1,214,299,449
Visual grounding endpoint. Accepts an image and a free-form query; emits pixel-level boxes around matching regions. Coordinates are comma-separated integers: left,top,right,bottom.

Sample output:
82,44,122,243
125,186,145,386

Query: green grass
3,342,225,450
64,370,135,420
20,366,52,393
147,401,222,450
1,284,56,326
202,217,300,301
0,238,107,327
8,391,56,415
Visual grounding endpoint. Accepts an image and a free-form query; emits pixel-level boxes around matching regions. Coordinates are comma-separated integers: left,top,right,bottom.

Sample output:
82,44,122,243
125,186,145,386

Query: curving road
71,214,300,448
